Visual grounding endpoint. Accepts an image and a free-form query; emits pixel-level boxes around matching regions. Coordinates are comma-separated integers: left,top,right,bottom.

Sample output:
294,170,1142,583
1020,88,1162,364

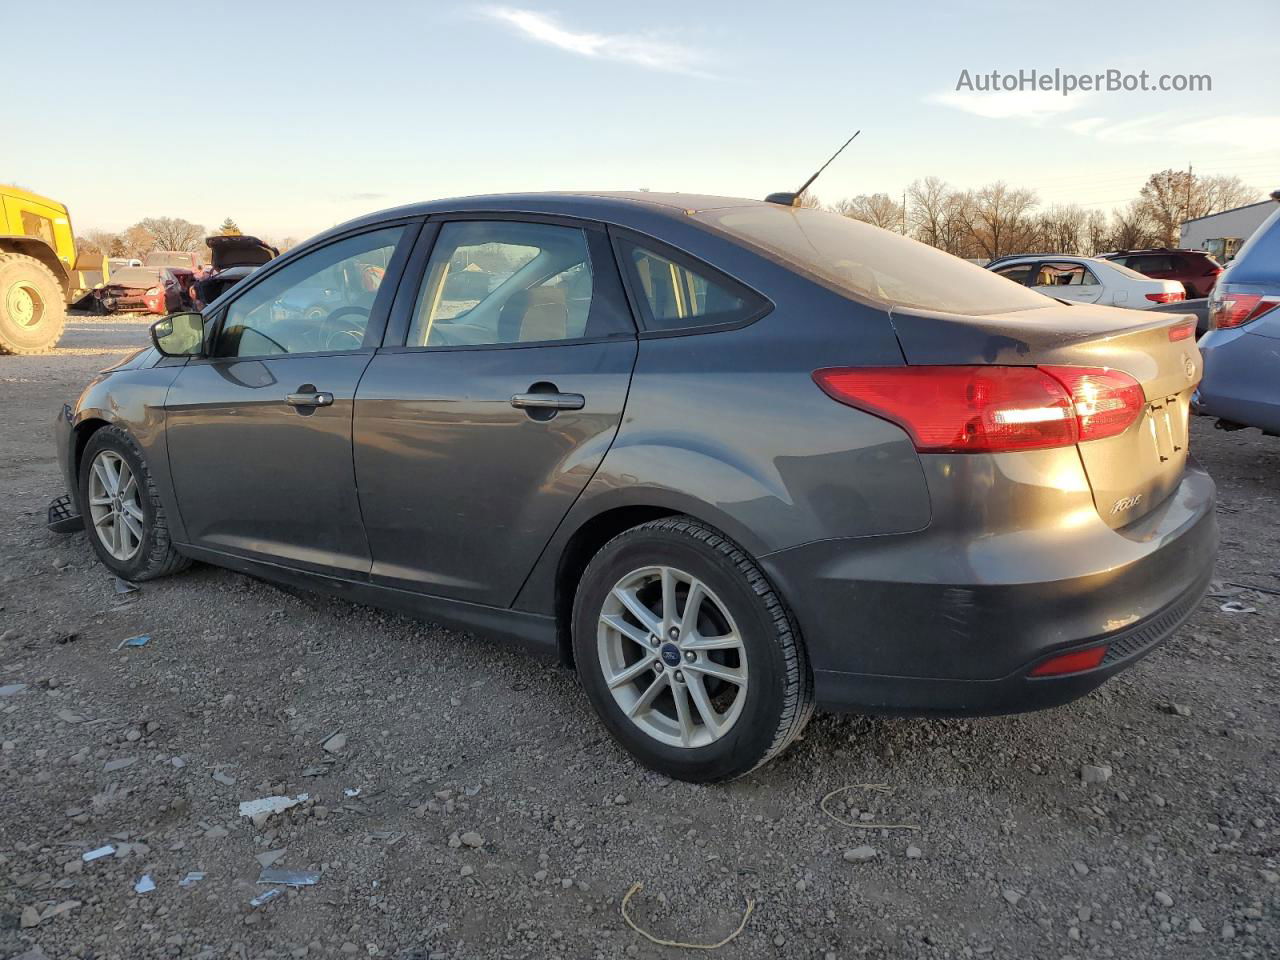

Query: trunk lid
207,235,278,270
891,302,1201,527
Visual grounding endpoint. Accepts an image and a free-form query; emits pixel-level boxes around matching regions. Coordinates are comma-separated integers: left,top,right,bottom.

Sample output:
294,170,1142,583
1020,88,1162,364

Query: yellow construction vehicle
0,186,106,354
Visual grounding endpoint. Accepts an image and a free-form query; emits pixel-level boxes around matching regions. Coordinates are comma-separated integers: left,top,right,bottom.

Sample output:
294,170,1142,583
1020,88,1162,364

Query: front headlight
146,286,160,296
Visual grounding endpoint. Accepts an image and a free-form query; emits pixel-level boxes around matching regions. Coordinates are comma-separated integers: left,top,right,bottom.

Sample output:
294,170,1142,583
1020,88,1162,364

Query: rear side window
694,205,1053,316
618,239,768,332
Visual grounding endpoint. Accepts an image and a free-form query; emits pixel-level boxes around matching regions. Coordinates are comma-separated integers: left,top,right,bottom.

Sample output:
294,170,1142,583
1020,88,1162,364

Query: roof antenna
765,130,861,207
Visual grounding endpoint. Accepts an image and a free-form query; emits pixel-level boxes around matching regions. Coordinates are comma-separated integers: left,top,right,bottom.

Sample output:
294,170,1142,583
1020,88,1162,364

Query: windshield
693,205,1055,315
144,252,193,268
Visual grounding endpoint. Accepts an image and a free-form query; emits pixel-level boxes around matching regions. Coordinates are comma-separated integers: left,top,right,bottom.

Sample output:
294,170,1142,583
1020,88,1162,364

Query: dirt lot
1,314,1277,960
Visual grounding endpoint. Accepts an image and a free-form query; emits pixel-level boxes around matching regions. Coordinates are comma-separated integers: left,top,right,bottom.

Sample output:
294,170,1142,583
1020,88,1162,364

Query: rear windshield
693,205,1055,316
110,267,164,286
144,252,193,268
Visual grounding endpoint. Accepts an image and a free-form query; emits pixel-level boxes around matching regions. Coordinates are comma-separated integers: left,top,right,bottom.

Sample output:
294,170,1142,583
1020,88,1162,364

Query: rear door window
993,263,1034,285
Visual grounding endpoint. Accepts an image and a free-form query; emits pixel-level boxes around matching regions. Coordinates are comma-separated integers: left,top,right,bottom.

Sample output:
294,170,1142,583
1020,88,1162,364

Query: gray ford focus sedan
49,193,1217,782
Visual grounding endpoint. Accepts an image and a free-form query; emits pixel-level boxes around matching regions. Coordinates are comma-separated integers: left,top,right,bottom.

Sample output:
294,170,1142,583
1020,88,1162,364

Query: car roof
988,254,1108,266
323,191,766,238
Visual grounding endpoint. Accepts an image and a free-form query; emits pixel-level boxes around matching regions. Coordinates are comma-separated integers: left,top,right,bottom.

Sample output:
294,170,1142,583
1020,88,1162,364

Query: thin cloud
930,89,1088,122
481,7,709,75
1075,112,1280,151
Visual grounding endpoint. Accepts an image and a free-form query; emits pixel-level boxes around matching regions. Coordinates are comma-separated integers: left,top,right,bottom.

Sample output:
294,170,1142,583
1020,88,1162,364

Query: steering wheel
318,305,370,351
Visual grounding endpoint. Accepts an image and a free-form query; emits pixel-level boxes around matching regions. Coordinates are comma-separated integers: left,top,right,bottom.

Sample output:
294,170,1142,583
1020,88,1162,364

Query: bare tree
794,190,823,209
1192,174,1259,220
1110,201,1160,251
832,193,904,231
1083,209,1111,255
82,229,125,257
1032,204,1089,254
907,177,952,247
961,182,1039,259
121,224,157,260
137,217,205,252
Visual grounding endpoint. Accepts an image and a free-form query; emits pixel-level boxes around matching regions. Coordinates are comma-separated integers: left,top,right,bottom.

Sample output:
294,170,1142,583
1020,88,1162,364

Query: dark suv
1098,249,1223,298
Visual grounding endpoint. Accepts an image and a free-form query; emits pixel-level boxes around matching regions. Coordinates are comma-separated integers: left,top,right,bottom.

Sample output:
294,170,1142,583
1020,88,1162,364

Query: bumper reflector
1029,645,1108,677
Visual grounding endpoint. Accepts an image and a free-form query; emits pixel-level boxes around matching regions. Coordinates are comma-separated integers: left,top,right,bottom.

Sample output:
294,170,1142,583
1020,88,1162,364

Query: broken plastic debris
255,849,287,868
238,794,309,819
114,578,139,595
249,887,282,907
344,787,361,798
1220,600,1257,614
134,874,155,894
113,634,150,651
0,683,28,697
82,845,115,862
179,871,206,887
258,868,320,887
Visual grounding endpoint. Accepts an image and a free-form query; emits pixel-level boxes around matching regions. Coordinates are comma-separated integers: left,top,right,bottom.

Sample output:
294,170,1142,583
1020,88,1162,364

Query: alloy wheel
87,450,144,561
597,565,748,748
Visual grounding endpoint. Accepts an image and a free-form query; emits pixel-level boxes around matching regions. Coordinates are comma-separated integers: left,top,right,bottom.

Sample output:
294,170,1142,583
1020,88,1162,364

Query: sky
3,0,1277,243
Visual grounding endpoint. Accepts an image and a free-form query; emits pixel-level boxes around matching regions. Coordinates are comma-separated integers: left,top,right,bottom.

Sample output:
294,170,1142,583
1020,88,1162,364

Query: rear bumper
761,460,1217,714
1195,327,1280,434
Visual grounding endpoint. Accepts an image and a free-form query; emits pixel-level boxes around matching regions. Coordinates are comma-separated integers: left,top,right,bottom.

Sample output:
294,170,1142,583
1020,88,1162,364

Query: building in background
1180,199,1275,262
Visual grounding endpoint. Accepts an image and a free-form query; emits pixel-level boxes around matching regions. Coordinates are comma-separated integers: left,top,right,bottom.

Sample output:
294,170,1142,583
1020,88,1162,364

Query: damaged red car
97,266,190,315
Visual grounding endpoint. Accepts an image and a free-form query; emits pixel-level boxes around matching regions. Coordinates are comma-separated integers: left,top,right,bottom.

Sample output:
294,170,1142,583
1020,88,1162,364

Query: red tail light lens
814,365,1145,453
1040,366,1146,442
1029,644,1108,677
1145,291,1185,303
1210,292,1280,330
1167,321,1194,341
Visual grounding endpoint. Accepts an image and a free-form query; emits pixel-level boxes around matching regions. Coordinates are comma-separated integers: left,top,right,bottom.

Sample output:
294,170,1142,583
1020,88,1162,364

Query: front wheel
78,426,191,581
572,517,813,782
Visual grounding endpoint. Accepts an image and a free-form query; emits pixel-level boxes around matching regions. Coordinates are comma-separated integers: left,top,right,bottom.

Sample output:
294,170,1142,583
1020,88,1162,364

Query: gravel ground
1,315,1277,960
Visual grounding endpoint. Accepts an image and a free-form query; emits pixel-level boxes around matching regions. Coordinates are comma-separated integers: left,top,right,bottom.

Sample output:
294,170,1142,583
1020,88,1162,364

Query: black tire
572,516,813,782
0,253,66,354
77,425,191,581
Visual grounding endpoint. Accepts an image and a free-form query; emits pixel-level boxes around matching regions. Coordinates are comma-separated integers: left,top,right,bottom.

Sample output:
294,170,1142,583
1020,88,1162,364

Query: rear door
353,217,638,606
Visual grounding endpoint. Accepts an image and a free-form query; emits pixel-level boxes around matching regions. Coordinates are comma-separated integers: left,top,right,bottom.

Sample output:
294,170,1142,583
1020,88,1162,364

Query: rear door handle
286,392,334,408
510,392,585,411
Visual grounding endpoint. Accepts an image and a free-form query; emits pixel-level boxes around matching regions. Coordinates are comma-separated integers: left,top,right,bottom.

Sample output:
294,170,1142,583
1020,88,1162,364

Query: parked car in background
48,192,1215,782
1097,248,1223,298
987,255,1185,309
108,257,142,272
1195,190,1280,435
96,265,189,315
144,250,202,271
198,235,278,305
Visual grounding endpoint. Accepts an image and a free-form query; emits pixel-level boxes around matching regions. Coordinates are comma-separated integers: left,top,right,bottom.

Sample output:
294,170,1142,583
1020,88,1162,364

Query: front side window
993,263,1034,284
20,211,55,247
215,227,402,358
408,220,624,347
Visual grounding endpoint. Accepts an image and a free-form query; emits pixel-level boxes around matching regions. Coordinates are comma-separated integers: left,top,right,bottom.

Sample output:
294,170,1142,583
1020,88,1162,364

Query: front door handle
286,391,334,408
510,392,585,411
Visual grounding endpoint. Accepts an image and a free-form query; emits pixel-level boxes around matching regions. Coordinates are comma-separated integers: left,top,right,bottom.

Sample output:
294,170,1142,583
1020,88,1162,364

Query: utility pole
901,190,907,235
1184,163,1193,237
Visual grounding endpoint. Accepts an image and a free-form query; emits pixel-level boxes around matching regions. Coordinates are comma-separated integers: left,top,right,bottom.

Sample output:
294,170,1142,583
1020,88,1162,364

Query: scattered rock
459,831,484,848
1154,891,1173,907
322,732,347,754
1188,918,1205,934
1002,889,1023,906
905,845,923,859
1164,702,1192,717
103,757,137,772
1080,764,1112,784
842,846,877,862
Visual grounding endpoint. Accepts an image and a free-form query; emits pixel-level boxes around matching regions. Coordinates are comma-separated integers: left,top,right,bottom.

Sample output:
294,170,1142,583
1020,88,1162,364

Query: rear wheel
0,253,66,355
572,517,813,782
78,426,191,581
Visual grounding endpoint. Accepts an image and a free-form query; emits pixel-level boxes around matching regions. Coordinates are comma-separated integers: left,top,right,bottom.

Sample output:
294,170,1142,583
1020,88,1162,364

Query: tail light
1210,291,1280,330
1145,291,1185,303
813,365,1144,453
1040,366,1146,442
1167,321,1194,341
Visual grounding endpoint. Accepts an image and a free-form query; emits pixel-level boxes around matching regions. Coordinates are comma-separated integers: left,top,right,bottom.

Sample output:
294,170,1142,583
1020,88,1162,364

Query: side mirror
151,312,205,357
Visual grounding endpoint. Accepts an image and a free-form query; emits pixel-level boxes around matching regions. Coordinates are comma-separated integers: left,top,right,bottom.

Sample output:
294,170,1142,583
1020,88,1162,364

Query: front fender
63,362,188,541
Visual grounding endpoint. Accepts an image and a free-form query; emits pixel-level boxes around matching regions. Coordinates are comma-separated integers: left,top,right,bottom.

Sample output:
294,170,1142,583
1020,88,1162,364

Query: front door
165,224,412,576
354,218,638,606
